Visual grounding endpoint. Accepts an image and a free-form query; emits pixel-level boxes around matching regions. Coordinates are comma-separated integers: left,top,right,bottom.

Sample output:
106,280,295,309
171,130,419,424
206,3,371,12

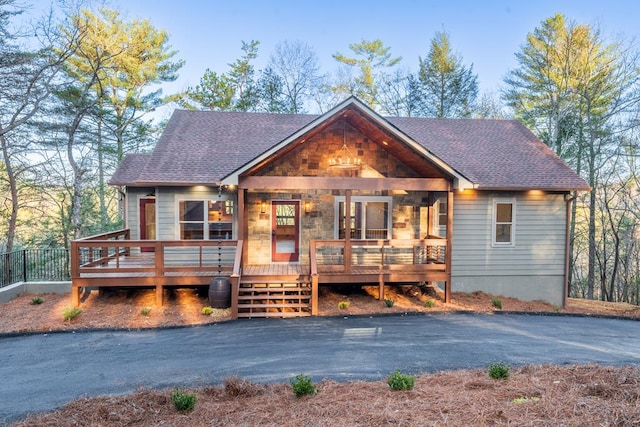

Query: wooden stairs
237,276,312,318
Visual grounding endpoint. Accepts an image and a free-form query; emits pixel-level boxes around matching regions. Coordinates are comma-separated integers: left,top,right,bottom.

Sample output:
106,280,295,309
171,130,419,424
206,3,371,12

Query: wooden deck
71,230,450,318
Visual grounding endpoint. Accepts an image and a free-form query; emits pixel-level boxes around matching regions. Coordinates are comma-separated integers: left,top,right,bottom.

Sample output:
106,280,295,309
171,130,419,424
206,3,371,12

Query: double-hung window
492,199,515,246
178,200,233,239
335,197,391,239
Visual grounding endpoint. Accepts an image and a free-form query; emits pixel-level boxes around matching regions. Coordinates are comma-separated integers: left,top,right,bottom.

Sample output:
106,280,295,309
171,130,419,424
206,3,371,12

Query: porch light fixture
304,201,311,214
260,201,266,214
329,123,361,170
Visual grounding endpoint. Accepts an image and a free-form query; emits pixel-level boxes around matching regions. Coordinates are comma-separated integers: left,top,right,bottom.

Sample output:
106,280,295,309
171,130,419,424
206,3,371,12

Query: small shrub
62,306,82,322
384,298,394,307
488,361,510,380
337,301,350,309
387,370,416,391
290,374,317,397
424,299,435,308
31,297,44,305
140,307,152,316
201,306,214,316
171,388,197,412
491,297,503,309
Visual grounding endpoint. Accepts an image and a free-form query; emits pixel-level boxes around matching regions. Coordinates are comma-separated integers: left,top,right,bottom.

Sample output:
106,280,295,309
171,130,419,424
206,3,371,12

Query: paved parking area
1,313,639,424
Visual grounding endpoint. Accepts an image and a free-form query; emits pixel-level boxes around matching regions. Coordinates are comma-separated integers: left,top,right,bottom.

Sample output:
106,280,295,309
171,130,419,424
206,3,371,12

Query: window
493,199,515,246
335,197,391,239
433,196,447,238
178,199,233,239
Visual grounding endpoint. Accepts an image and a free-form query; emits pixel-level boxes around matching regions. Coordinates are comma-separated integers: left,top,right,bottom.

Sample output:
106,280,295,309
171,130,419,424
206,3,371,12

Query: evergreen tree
416,31,478,118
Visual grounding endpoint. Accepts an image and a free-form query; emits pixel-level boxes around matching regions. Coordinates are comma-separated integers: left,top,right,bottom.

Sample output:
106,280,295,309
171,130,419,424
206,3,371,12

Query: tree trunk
0,134,18,254
97,116,108,227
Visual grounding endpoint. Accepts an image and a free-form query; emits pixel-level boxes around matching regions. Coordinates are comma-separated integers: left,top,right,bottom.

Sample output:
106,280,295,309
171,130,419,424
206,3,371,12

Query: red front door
271,201,300,262
140,198,156,252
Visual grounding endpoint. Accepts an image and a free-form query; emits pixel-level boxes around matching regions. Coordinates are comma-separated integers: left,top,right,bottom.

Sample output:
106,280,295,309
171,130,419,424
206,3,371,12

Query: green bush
491,297,502,309
171,388,197,412
384,298,394,307
62,307,82,322
31,297,44,305
201,306,214,316
424,300,435,308
337,301,350,309
387,370,416,391
488,361,510,380
140,307,152,316
290,374,317,397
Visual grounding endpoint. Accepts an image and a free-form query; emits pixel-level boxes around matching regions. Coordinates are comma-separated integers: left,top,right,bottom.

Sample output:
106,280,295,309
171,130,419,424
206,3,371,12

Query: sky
29,0,640,112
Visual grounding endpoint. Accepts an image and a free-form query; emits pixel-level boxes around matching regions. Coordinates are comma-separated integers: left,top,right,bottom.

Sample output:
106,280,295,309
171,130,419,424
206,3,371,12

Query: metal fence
0,249,70,288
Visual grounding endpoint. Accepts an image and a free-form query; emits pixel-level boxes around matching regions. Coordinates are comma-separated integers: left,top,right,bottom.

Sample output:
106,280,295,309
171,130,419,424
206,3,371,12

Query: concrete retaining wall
0,282,71,303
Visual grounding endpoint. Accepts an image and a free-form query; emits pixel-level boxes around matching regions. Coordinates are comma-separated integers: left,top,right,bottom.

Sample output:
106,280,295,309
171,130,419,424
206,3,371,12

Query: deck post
229,275,239,319
71,285,80,307
70,241,80,306
344,190,352,273
311,274,319,315
378,275,385,301
155,241,164,306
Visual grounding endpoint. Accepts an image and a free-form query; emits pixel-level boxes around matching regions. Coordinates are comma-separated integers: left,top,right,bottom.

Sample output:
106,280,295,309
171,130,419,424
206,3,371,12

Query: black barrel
209,277,231,308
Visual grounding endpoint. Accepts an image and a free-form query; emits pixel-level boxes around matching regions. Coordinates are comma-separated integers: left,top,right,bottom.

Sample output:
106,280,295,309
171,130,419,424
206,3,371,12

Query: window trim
176,197,234,240
492,198,516,247
334,196,392,240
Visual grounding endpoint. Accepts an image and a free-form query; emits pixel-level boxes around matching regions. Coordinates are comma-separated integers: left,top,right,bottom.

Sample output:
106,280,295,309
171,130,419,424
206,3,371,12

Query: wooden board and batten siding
451,191,566,306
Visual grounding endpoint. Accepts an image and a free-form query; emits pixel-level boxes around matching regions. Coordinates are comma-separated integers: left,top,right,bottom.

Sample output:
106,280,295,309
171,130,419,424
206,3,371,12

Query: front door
271,201,299,262
140,198,156,252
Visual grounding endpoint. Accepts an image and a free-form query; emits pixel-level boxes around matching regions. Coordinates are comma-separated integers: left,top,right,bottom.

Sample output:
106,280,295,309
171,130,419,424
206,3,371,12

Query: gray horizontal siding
126,187,155,240
452,192,567,277
156,186,235,240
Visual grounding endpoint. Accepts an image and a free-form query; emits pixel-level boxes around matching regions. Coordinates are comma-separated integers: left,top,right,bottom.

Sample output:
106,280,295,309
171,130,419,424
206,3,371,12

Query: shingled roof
110,99,589,191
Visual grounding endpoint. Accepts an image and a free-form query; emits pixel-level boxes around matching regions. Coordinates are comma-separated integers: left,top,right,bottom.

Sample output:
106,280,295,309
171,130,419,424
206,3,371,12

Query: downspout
563,193,576,308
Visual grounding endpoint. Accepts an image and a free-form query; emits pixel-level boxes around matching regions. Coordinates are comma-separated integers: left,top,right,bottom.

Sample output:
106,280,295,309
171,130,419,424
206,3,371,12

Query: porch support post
237,188,248,266
344,190,352,273
378,274,385,301
445,187,453,303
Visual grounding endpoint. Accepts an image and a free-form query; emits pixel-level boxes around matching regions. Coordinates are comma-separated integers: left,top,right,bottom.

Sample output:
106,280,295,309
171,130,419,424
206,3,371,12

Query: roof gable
222,97,473,188
110,97,589,191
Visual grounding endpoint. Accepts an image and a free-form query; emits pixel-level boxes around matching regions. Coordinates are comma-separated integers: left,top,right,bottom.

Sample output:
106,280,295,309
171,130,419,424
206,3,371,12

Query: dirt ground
3,285,640,426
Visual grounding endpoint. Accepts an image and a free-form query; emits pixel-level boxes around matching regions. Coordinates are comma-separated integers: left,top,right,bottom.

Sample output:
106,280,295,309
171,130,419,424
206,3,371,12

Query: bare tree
0,0,71,252
265,40,324,113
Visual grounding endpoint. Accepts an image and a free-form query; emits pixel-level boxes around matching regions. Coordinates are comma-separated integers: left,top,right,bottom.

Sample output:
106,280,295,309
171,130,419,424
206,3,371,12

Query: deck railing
309,238,447,274
71,229,244,310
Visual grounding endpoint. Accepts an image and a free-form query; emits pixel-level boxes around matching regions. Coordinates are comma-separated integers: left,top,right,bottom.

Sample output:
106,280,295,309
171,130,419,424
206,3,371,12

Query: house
72,97,589,317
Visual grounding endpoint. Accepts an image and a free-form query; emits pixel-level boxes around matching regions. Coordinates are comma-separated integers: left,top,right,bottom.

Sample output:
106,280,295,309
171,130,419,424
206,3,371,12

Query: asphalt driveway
1,313,639,424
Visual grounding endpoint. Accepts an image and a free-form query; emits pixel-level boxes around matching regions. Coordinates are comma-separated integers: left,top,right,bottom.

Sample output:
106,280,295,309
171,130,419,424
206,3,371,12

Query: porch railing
309,238,447,274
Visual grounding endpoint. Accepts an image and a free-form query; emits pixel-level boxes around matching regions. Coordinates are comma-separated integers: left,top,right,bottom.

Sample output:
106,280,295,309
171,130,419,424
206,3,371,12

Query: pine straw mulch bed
2,283,639,335
12,364,640,426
